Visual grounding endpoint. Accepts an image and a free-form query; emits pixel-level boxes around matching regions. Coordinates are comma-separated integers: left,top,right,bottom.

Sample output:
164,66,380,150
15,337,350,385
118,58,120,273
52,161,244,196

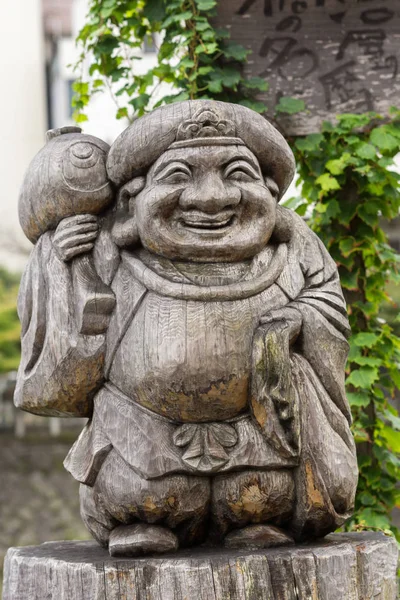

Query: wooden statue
15,100,358,557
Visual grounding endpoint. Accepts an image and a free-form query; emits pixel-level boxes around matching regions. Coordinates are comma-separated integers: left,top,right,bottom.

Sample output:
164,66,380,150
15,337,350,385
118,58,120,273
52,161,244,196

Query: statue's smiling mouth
180,214,235,232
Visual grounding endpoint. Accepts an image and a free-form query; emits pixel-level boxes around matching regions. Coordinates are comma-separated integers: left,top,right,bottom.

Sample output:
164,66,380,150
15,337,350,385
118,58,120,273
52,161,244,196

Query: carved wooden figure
15,100,358,557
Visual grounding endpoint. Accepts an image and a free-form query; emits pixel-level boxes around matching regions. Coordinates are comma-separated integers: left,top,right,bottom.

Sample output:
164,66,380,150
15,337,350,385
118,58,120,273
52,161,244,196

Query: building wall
0,0,47,270
50,0,159,145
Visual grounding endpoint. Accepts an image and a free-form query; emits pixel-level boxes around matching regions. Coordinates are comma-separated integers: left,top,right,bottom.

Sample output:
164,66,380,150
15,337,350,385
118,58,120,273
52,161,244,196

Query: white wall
68,0,167,145
0,0,46,270
52,0,134,145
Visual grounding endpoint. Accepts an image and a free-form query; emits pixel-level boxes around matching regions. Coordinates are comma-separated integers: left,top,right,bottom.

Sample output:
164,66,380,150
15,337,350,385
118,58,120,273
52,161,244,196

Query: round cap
107,100,295,199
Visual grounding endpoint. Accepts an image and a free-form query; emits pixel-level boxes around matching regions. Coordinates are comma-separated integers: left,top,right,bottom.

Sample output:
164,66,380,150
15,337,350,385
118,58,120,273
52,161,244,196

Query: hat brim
107,100,295,199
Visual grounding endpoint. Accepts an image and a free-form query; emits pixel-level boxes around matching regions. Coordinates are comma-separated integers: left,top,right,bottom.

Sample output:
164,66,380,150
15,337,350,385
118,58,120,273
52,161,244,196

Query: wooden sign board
215,0,400,135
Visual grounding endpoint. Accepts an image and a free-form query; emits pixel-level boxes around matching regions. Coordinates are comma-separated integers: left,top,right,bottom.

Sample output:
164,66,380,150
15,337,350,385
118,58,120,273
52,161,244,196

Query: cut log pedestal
3,532,398,600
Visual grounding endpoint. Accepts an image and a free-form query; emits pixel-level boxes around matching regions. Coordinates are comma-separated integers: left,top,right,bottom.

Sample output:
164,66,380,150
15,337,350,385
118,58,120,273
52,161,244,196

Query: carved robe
15,210,358,540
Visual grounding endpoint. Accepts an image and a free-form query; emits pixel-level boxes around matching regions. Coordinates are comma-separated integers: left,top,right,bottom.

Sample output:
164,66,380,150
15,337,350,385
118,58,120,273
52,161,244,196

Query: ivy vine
289,110,400,538
73,0,400,540
72,0,269,123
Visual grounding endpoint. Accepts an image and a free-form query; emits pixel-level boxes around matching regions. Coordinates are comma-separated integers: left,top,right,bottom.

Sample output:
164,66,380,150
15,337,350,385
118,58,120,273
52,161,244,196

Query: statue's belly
109,288,286,422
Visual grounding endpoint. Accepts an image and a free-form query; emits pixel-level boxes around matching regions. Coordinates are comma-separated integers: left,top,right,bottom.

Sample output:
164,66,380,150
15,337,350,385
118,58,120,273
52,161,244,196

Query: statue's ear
116,176,146,212
111,177,146,247
271,205,294,243
264,176,293,243
265,176,280,201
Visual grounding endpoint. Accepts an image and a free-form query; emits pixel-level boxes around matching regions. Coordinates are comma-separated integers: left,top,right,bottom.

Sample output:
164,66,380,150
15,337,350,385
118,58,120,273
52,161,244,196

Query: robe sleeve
252,210,358,541
14,232,107,417
285,213,352,424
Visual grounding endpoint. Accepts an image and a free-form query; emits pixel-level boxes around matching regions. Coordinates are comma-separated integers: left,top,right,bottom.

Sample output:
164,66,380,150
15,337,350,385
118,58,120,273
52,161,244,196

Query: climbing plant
72,0,270,123
290,110,400,538
73,0,400,538
0,267,21,373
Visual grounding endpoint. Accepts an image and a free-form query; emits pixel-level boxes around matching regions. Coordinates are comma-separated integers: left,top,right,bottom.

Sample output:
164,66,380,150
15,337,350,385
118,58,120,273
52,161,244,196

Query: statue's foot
224,524,294,550
108,523,179,557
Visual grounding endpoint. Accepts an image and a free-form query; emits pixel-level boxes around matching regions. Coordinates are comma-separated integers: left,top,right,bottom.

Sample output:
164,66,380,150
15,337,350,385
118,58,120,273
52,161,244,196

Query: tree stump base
3,532,398,599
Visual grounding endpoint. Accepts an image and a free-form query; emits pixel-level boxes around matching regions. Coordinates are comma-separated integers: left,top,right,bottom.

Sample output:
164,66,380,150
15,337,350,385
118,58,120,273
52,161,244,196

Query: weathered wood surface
214,0,400,135
15,100,358,556
3,532,398,600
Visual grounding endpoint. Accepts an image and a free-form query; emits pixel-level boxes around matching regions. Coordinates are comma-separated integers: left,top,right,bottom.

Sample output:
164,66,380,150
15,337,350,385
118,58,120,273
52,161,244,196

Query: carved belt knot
173,422,238,472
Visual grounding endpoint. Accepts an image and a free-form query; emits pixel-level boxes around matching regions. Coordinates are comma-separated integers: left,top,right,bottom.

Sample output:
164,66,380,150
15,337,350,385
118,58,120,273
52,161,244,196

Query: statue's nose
179,174,241,213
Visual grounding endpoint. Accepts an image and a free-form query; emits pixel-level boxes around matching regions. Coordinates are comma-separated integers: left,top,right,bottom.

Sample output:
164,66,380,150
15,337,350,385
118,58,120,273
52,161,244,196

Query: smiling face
133,144,277,262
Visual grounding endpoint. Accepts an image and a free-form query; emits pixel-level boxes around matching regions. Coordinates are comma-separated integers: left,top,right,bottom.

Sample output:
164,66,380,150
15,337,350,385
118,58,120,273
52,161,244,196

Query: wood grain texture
214,0,400,135
3,532,398,600
15,100,358,556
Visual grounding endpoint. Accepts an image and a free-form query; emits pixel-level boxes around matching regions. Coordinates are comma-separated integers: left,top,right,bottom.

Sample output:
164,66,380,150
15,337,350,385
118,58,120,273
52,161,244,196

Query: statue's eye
165,169,191,183
224,161,260,182
155,162,192,184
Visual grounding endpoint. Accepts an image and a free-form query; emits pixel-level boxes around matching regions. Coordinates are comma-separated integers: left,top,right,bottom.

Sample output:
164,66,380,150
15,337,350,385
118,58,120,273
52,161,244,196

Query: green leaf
314,203,327,214
195,42,218,54
315,173,340,192
380,425,400,453
223,42,248,61
159,91,190,105
346,367,379,388
337,202,357,226
339,237,356,257
357,508,391,530
358,455,372,470
352,332,380,348
221,69,241,87
129,93,151,112
355,143,376,160
214,26,229,38
295,134,323,153
72,111,88,123
238,99,267,114
209,67,241,89
322,199,340,222
198,66,213,75
340,269,359,291
207,78,222,93
370,126,399,152
179,58,195,69
281,196,308,211
275,97,305,115
143,0,167,22
326,153,352,175
381,409,400,431
194,20,211,31
243,77,268,92
195,0,217,9
357,204,379,227
352,425,370,443
336,112,377,132
359,492,376,506
321,121,334,133
347,392,370,408
378,156,394,168
200,28,217,41
72,81,89,94
100,6,116,19
352,356,383,368
162,11,193,27
116,107,128,119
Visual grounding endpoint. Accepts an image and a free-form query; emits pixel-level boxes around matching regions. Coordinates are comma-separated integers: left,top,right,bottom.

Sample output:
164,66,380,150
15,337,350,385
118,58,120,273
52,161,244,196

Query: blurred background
0,0,145,590
0,0,399,593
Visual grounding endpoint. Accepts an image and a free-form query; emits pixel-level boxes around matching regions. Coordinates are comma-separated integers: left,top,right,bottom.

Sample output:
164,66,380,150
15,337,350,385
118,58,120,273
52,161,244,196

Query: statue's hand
52,214,99,262
251,308,301,455
259,306,302,345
